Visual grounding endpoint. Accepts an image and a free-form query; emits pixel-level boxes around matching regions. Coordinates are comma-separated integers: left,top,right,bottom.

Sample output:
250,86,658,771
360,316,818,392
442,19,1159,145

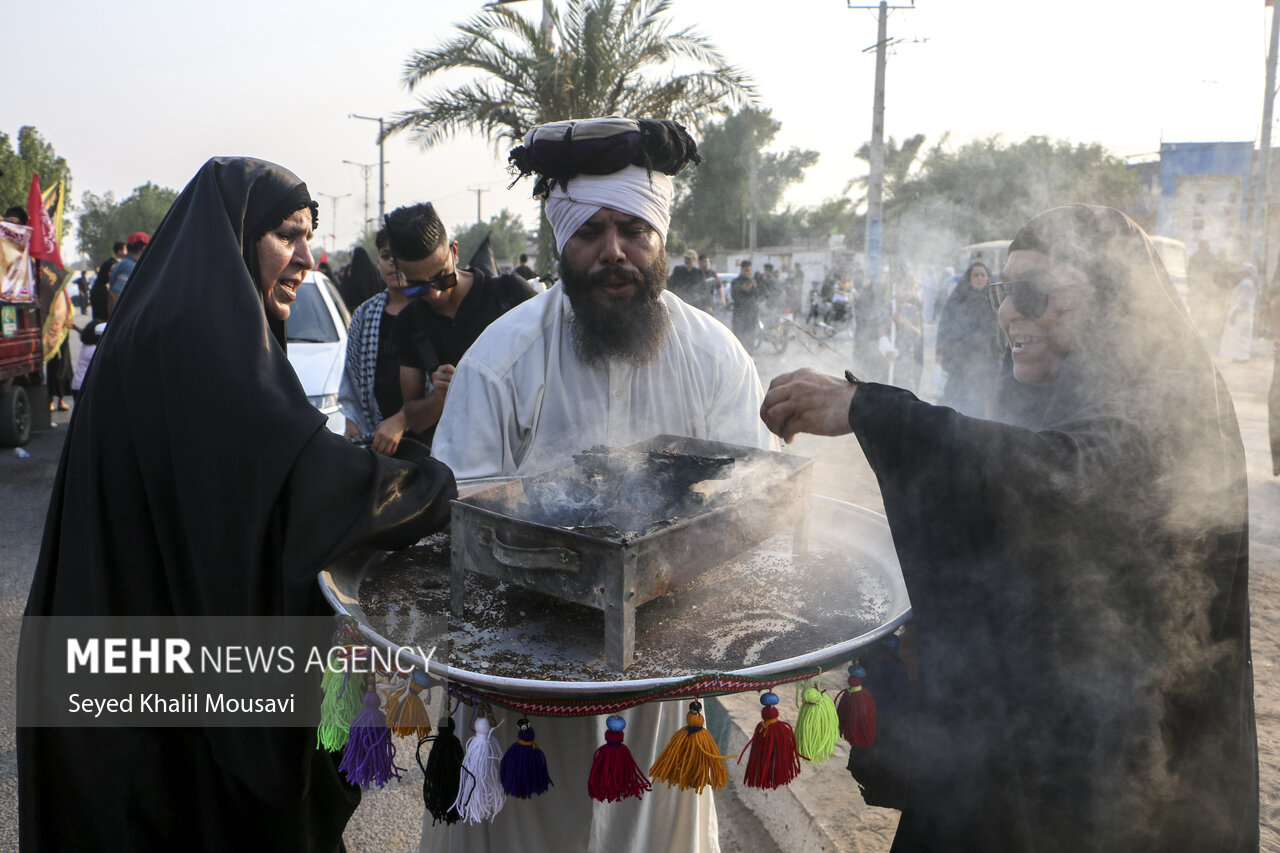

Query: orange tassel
384,670,433,739
648,700,730,793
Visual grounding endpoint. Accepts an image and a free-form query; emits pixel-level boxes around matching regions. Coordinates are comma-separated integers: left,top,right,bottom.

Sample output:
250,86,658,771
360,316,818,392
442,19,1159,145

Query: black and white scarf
340,290,389,436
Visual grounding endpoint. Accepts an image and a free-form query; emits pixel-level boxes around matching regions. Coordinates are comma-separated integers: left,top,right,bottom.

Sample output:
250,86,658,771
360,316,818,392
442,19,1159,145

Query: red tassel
588,715,652,803
738,691,801,789
835,664,877,747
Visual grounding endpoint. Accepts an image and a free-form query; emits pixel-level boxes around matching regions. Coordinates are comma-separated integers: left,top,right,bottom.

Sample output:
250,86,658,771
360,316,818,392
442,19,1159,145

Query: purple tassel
339,691,406,788
500,718,553,799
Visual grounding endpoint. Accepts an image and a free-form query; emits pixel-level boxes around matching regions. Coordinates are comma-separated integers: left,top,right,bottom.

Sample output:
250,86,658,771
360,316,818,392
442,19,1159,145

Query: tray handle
476,525,581,573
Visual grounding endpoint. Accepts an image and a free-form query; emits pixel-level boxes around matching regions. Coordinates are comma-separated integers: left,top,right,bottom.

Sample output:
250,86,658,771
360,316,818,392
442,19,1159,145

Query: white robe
1218,275,1257,362
425,285,776,853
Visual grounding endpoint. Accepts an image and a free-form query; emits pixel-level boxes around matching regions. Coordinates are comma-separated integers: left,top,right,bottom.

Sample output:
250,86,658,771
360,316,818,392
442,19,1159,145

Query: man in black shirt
386,203,538,448
91,242,125,321
514,253,537,279
667,248,709,310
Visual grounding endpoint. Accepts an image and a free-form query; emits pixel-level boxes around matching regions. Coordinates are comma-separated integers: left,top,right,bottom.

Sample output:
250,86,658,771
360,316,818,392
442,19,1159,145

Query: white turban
544,164,673,255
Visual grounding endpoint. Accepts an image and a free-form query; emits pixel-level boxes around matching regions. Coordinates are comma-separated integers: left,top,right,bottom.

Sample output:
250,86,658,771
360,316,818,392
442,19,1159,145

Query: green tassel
317,667,364,752
795,683,839,765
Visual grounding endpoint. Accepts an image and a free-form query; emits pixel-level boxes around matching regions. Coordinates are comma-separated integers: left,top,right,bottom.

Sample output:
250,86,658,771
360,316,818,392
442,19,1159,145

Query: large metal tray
450,435,813,671
318,495,911,704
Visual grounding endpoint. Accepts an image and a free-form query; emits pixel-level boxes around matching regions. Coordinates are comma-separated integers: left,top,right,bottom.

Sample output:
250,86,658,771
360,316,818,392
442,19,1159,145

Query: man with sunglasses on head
384,202,538,451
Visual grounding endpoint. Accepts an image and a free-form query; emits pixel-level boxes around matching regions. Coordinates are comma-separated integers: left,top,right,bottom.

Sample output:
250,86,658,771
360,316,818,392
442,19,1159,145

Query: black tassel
417,716,468,825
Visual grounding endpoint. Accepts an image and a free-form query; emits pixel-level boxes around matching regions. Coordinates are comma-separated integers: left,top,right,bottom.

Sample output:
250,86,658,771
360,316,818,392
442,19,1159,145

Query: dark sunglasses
395,262,458,298
984,280,1075,318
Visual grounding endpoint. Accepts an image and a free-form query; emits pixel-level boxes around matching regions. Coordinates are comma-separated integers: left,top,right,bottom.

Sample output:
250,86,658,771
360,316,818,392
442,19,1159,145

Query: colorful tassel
339,690,406,788
452,715,505,823
649,700,730,793
588,715,652,803
417,716,466,825
500,718,553,799
317,666,364,752
385,670,433,738
835,664,877,747
795,682,839,765
738,691,801,789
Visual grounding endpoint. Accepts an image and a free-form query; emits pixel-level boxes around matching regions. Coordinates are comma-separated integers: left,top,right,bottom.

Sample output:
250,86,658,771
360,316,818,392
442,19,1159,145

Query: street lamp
317,193,351,254
342,160,382,230
349,114,387,222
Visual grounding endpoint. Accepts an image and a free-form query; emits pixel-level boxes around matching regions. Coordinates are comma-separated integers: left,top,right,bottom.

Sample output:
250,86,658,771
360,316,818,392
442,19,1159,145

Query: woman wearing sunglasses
760,205,1256,851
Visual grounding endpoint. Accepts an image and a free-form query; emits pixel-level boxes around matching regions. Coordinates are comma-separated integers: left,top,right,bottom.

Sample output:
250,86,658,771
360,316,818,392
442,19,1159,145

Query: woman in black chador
17,158,457,851
935,261,1002,417
762,205,1257,852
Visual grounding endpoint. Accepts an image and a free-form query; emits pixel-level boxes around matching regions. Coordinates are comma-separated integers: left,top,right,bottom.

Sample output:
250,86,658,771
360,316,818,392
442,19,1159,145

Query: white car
286,271,350,433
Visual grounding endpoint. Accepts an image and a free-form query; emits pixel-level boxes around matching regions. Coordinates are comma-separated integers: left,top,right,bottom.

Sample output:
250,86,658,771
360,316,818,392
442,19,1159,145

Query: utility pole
1250,4,1280,276
317,193,351,253
343,160,379,229
747,145,758,254
350,114,387,222
469,187,490,224
848,0,914,309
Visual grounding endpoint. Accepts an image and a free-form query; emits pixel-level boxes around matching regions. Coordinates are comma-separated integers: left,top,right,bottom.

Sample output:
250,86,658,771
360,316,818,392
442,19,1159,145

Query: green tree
671,107,817,250
387,0,755,268
867,135,1140,264
454,209,529,268
762,198,857,247
77,183,179,265
848,133,928,207
0,126,72,235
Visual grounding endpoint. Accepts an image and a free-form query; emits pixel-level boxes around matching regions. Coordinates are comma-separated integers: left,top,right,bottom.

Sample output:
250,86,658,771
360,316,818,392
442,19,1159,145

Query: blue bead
761,691,780,706
606,715,626,732
411,670,430,688
882,635,900,651
851,665,867,679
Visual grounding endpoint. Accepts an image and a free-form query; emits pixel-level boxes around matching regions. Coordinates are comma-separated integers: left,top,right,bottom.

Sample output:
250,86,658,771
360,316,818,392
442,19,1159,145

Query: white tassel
452,716,506,823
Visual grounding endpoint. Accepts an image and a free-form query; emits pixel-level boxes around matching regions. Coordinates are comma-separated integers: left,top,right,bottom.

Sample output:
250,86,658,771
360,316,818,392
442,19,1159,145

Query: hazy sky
5,0,1270,258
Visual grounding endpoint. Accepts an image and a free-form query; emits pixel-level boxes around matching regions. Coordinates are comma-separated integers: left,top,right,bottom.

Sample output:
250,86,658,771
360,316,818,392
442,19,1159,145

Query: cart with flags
0,174,68,446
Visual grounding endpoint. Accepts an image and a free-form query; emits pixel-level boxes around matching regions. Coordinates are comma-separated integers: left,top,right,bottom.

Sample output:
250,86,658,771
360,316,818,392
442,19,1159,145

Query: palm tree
847,133,928,210
385,0,755,266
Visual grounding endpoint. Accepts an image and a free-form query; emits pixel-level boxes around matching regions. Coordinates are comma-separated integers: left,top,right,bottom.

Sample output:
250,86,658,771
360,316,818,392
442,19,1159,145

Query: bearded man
427,118,775,853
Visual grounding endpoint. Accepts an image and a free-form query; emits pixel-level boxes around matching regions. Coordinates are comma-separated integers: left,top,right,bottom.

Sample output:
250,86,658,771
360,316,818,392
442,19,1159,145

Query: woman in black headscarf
338,245,383,313
935,261,1002,417
17,158,457,851
762,205,1257,852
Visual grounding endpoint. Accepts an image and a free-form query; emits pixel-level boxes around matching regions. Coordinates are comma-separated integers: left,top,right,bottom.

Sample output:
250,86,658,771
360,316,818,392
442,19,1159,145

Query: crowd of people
10,115,1269,853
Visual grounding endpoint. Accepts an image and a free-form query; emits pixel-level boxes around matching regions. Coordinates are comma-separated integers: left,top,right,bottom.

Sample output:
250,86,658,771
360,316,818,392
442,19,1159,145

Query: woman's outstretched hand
760,368,859,444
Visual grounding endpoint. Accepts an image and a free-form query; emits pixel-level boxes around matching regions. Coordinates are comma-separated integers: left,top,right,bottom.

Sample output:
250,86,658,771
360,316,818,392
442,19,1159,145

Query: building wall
1155,141,1253,256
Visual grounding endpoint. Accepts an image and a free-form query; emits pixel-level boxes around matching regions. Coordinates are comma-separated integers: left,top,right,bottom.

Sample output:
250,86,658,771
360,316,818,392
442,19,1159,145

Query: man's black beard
562,255,669,366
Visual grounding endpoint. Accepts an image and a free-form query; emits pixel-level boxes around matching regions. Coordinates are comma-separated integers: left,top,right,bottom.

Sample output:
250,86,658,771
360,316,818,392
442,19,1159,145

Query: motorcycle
757,307,799,354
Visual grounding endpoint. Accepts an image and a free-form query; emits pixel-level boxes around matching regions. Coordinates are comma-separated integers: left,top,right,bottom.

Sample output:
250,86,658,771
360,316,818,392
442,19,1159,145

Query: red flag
27,174,64,268
28,174,63,267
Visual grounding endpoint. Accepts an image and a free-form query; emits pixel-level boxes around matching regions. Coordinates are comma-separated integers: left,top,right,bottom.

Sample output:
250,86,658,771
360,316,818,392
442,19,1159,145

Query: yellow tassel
383,670,433,739
648,700,730,793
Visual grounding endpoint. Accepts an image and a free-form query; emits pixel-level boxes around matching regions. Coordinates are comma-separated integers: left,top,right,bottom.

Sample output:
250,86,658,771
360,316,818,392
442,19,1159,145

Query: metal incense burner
449,435,814,671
